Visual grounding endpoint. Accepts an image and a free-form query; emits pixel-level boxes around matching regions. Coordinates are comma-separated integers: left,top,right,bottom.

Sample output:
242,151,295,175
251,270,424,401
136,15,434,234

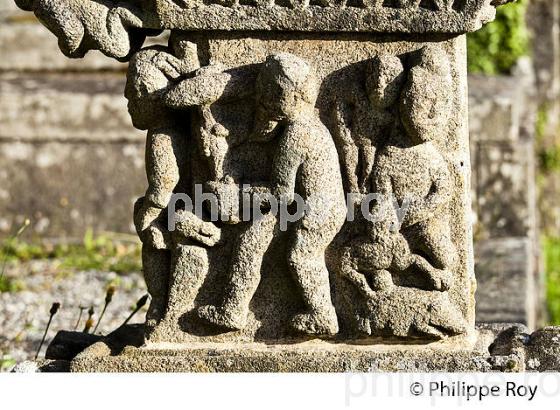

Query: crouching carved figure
336,47,465,339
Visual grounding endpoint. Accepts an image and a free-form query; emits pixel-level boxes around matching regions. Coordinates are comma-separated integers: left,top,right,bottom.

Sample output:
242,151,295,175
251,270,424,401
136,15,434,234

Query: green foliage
0,276,25,293
0,230,142,275
539,145,560,173
544,236,560,325
535,104,560,173
0,355,16,372
467,0,530,75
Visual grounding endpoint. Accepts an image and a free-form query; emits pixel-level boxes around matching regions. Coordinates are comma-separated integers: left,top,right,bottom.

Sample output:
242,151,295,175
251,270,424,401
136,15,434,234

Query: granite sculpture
13,0,517,371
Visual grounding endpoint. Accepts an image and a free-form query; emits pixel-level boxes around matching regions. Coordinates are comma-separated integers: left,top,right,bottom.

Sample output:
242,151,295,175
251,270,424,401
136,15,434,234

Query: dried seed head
50,302,61,316
84,318,94,332
15,219,31,237
136,294,149,309
105,286,116,304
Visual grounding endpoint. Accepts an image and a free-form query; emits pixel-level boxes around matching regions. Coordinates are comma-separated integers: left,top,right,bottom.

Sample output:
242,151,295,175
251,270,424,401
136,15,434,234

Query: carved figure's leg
339,243,394,295
333,102,360,193
142,246,170,332
145,129,184,210
288,215,342,336
411,255,454,291
415,219,457,271
198,213,277,330
400,218,455,291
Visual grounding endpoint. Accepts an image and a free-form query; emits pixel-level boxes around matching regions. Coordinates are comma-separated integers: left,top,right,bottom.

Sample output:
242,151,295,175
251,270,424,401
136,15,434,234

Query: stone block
0,23,126,72
0,73,142,141
468,69,537,240
0,140,145,237
475,238,536,328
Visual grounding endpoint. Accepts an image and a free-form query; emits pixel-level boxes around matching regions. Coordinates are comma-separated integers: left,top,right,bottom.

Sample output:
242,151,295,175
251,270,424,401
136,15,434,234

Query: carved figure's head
125,48,175,130
255,53,319,121
366,54,405,110
400,46,452,144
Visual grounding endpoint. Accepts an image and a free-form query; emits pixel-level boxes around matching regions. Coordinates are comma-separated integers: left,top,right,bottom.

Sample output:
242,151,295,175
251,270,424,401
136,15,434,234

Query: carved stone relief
13,0,511,348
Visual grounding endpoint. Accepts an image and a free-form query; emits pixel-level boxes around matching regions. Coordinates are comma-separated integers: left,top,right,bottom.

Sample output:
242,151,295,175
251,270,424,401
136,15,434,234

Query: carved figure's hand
152,53,183,81
173,210,222,247
205,179,242,224
145,224,171,250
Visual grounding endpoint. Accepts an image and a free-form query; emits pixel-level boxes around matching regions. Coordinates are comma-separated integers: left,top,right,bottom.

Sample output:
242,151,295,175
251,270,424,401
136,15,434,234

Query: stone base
65,325,518,373
17,324,560,373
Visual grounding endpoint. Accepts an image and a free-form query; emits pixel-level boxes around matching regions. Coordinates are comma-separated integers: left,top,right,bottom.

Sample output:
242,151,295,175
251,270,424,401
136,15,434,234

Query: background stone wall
0,0,146,239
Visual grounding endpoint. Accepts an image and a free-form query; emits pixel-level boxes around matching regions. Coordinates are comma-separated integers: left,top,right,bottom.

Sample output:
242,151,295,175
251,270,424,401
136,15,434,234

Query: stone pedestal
13,0,520,371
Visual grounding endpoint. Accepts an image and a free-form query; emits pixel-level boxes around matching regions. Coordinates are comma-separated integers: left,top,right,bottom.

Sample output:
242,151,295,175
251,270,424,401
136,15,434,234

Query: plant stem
93,303,108,334
119,294,149,329
0,219,30,281
35,316,53,360
74,307,85,331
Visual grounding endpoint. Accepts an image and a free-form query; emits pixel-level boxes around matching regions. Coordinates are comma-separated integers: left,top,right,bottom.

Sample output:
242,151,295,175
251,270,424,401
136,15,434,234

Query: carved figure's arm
173,210,222,247
402,163,452,227
332,100,360,193
271,128,304,204
164,66,254,109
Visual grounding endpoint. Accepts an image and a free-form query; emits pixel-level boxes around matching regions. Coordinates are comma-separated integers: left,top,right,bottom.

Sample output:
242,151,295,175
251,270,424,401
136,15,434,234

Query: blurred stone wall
527,0,560,236
469,62,543,330
0,0,146,239
469,0,560,330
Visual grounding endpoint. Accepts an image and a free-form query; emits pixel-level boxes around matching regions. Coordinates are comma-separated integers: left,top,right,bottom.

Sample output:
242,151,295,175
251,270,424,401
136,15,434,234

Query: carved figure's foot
197,305,247,330
429,269,454,291
291,308,339,336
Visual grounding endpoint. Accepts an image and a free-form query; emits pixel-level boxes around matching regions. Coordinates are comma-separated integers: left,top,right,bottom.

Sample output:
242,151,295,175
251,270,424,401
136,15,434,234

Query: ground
0,234,146,371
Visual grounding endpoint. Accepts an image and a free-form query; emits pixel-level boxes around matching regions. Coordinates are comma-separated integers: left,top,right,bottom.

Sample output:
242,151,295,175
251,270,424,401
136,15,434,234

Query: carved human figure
371,46,458,283
339,47,458,299
126,40,227,330
339,208,453,298
198,53,347,336
333,54,404,195
15,0,147,60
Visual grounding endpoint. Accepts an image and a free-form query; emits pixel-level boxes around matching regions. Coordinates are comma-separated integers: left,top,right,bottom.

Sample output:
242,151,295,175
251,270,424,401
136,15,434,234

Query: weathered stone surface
10,0,522,371
0,140,144,237
525,327,560,371
149,0,506,34
475,238,537,328
0,73,142,142
69,326,497,372
124,35,476,345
